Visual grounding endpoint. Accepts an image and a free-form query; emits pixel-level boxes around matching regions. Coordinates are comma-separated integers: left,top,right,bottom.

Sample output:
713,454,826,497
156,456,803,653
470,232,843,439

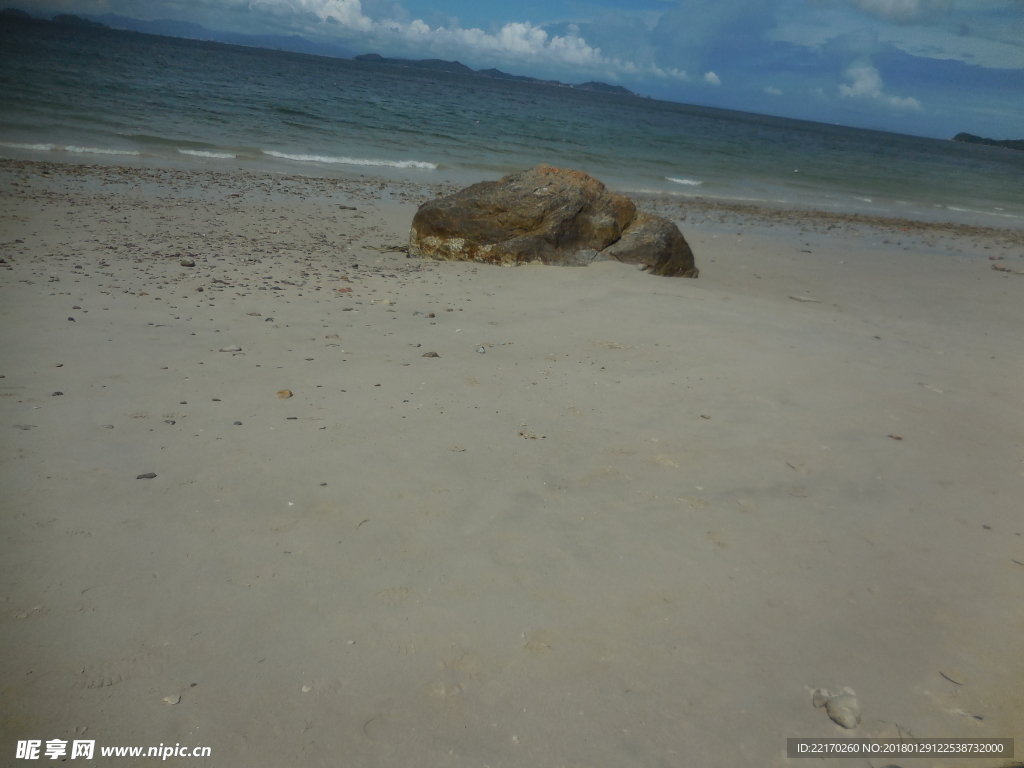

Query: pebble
68,316,75,321
265,317,274,322
180,259,196,267
163,695,180,705
476,346,486,354
136,472,157,479
277,390,293,398
101,424,114,429
13,424,36,430
422,351,440,357
233,421,242,425
52,391,63,396
218,345,242,352
164,420,175,425
813,687,861,729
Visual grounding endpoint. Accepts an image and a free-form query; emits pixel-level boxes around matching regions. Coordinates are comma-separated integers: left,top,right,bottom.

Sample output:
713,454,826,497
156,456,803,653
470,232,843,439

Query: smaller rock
163,695,180,705
277,390,293,398
265,317,274,322
233,421,242,425
422,352,440,357
180,259,196,267
68,317,75,322
476,347,486,354
812,688,830,708
196,287,204,292
52,391,63,396
136,472,157,479
164,420,175,425
101,424,113,429
218,345,241,352
825,689,860,729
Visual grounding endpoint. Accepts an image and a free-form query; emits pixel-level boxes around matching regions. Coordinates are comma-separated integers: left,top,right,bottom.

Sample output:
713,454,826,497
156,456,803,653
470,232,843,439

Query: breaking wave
262,150,437,169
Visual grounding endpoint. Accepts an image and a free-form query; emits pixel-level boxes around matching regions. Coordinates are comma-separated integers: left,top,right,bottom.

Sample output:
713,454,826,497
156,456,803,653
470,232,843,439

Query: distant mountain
575,81,635,96
953,133,1024,152
88,14,357,59
355,54,633,95
52,13,107,29
0,9,356,59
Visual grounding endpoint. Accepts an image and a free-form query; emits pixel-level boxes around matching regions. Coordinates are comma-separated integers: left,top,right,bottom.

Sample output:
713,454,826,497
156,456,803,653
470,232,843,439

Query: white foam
0,141,57,151
263,150,436,170
666,176,703,186
178,149,236,159
855,197,873,203
64,145,141,155
0,141,140,156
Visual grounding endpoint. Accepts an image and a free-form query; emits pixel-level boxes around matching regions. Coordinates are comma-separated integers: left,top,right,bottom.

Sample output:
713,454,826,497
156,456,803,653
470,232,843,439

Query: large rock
409,165,697,277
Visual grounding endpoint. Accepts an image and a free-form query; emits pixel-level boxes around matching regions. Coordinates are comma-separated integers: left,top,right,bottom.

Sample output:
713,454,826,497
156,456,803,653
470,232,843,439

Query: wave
178,149,237,159
262,150,437,170
666,177,703,186
0,141,141,156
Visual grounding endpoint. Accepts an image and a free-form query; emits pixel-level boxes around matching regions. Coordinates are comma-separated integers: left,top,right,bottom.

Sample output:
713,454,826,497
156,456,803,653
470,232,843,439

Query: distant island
354,53,636,96
953,133,1024,152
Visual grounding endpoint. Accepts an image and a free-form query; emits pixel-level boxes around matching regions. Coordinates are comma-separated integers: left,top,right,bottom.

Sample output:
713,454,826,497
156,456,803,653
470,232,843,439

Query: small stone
233,421,242,425
212,398,221,401
277,390,293,398
163,695,180,705
812,688,830,708
136,472,157,479
164,420,175,425
825,690,860,729
476,346,486,354
101,424,113,429
68,317,75,321
196,287,204,292
422,351,440,357
320,482,327,486
180,259,196,267
265,317,274,322
72,305,81,309
13,424,36,430
219,345,242,352
52,391,63,396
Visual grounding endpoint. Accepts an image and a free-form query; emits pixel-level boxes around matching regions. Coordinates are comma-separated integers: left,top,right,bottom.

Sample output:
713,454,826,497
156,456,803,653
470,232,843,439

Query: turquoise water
2,18,1023,226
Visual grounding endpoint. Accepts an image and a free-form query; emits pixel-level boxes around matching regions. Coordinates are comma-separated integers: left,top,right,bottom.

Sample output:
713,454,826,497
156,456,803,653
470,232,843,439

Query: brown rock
409,165,697,277
603,212,698,277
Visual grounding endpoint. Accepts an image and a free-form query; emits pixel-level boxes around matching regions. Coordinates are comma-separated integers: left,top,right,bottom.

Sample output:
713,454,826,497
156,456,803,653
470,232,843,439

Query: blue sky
19,0,1024,138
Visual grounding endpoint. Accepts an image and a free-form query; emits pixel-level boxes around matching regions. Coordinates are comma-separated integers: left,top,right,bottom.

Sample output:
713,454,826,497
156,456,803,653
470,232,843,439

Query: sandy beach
1,158,1022,767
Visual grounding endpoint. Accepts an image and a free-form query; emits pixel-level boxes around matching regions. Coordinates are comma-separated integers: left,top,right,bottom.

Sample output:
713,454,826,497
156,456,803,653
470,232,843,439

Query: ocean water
3,18,1023,226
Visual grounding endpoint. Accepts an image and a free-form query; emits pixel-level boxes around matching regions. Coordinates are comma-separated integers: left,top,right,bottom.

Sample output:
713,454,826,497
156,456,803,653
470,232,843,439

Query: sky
16,0,1024,138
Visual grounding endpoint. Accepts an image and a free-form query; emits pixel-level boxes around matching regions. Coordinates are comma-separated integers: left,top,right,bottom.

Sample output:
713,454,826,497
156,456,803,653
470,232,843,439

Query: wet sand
2,159,1022,767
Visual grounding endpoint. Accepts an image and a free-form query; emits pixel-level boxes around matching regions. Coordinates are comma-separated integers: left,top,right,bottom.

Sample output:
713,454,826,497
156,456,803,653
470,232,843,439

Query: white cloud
845,0,952,24
764,85,783,95
257,0,679,79
704,71,721,85
839,64,922,109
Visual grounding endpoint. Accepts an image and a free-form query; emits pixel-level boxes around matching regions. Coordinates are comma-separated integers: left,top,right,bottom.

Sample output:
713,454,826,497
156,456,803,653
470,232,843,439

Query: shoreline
5,158,1024,247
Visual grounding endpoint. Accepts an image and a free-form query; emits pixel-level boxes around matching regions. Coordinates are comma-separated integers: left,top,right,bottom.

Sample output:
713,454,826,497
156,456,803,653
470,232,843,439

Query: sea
2,17,1023,227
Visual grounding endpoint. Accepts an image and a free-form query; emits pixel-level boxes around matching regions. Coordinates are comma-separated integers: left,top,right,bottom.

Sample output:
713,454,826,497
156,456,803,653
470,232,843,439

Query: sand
1,158,1022,767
